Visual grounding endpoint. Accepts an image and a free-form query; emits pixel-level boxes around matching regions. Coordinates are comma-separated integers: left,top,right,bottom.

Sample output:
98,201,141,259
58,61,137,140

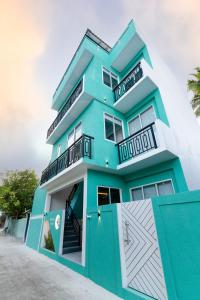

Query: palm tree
188,67,200,117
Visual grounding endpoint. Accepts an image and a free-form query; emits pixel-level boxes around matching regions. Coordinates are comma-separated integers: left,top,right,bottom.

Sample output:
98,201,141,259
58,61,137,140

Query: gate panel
119,200,168,300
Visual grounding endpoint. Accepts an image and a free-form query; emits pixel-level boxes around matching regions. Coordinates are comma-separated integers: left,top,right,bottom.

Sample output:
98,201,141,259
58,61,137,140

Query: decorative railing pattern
116,123,157,164
113,62,143,102
47,79,83,139
40,134,94,184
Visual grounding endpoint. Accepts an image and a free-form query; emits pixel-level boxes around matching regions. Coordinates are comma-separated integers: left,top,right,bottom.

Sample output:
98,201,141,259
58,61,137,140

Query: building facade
26,21,200,300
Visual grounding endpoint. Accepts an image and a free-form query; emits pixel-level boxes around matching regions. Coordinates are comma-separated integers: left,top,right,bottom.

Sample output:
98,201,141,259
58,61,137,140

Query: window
68,123,82,147
103,67,118,89
128,106,156,135
131,180,174,201
98,187,121,206
104,114,123,143
57,144,61,157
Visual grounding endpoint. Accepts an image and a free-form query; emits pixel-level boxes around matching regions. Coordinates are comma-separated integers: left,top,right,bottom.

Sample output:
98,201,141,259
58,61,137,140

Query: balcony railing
47,79,83,139
113,62,143,102
40,134,94,185
116,123,157,164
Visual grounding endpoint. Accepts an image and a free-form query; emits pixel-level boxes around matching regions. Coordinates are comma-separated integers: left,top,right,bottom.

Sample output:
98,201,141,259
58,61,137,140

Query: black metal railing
66,204,81,246
116,123,157,164
113,62,143,102
47,79,83,139
40,134,94,184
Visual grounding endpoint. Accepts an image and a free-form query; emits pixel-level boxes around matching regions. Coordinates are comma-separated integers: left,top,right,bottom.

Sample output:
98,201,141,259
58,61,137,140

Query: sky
0,0,199,176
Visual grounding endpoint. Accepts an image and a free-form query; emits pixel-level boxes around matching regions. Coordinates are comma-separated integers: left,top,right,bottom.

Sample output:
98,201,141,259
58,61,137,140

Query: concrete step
64,229,76,235
63,240,79,248
63,234,78,241
64,225,74,230
63,245,82,254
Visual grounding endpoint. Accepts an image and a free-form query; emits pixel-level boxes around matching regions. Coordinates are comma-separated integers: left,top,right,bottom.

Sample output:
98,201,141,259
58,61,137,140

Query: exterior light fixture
98,210,101,218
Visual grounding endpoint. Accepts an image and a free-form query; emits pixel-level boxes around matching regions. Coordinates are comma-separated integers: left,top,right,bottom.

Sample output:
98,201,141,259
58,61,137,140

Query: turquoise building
26,21,200,299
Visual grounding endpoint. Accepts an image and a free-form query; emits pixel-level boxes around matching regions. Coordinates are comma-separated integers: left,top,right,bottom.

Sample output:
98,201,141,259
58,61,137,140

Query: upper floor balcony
41,134,94,186
113,59,158,113
116,119,178,174
47,77,94,144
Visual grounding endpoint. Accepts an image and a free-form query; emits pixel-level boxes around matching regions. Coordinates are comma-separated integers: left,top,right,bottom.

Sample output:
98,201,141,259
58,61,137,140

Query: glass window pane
98,187,110,206
128,116,141,135
103,71,111,87
143,184,157,199
110,188,120,204
131,188,143,201
140,106,155,128
68,131,74,147
157,181,174,196
111,76,118,89
105,118,114,141
75,123,82,141
57,145,61,157
115,123,123,143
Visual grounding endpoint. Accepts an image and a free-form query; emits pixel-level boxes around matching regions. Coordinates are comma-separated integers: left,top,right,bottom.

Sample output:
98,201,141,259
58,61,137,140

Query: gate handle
124,221,131,245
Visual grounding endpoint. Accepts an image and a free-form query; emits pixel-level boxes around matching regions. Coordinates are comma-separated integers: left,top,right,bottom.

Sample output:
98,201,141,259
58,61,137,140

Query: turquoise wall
152,190,200,300
31,186,47,215
87,169,129,211
7,217,27,240
124,159,188,194
26,217,43,250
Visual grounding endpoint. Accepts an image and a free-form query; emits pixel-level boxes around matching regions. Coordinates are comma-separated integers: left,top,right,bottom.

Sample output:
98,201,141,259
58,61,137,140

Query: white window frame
104,112,124,143
57,144,61,157
97,185,122,206
102,67,118,89
128,105,156,136
129,179,175,201
67,122,82,148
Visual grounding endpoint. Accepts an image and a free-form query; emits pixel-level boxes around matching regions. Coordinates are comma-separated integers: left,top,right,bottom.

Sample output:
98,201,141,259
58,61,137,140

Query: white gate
118,200,168,300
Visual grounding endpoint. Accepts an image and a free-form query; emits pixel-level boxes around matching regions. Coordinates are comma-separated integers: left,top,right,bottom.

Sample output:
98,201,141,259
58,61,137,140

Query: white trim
101,66,118,89
96,185,122,206
117,203,128,288
30,214,43,220
103,112,125,144
57,144,62,158
127,104,156,136
59,209,65,256
150,200,169,299
38,216,44,251
44,193,51,212
45,172,87,266
81,172,87,266
47,172,84,195
129,178,175,201
67,121,82,148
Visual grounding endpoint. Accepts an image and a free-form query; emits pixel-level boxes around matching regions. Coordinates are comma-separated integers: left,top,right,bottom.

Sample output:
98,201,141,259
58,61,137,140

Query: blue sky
0,0,199,176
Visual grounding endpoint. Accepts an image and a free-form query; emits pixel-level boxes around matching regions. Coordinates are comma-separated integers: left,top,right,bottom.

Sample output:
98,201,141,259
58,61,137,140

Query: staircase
62,184,82,255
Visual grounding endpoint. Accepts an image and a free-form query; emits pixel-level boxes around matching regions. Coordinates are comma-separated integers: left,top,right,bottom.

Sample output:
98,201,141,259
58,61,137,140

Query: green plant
188,67,200,116
44,231,55,252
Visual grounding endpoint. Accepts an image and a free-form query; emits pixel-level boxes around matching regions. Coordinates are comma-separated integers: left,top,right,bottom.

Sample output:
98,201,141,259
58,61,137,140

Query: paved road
0,236,121,300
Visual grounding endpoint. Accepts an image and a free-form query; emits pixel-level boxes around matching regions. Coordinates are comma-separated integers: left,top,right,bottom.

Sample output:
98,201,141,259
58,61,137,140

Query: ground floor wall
26,162,198,299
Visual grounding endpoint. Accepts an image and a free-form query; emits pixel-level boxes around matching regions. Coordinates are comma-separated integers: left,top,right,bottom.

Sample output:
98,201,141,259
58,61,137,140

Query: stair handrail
65,184,81,246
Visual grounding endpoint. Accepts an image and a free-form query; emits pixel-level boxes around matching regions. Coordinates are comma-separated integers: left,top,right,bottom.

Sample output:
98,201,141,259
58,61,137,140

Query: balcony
41,135,94,185
116,119,178,174
113,59,158,113
47,77,93,144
